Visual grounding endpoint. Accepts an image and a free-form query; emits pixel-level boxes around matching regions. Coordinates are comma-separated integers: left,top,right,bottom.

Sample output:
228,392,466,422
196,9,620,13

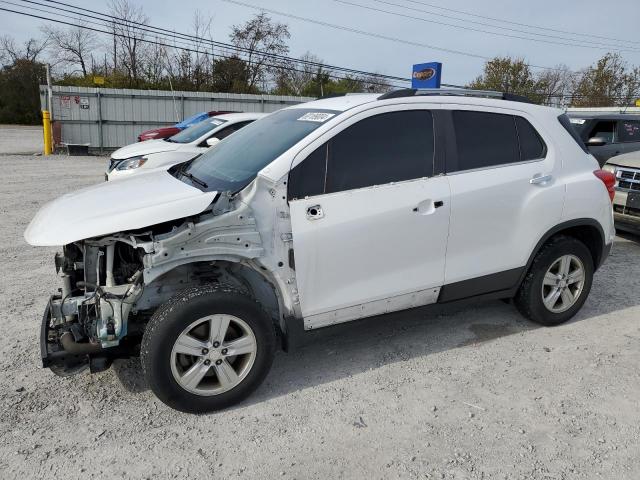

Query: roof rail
377,88,534,104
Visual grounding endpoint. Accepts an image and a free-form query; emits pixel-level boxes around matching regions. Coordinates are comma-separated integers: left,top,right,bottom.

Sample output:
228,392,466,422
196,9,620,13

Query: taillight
593,169,616,202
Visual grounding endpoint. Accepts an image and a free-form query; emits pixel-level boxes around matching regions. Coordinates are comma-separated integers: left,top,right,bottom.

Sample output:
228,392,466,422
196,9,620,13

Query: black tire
141,283,277,413
514,235,594,326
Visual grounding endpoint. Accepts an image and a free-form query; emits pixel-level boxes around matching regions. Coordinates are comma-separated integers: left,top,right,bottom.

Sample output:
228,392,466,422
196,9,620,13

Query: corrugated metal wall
40,85,314,150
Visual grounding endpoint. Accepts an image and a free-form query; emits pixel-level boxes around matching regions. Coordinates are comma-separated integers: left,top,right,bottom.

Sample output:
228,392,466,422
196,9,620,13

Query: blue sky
2,0,639,86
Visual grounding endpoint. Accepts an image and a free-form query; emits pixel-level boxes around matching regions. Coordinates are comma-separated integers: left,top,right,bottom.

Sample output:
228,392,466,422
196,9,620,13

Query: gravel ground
1,153,639,480
0,125,43,155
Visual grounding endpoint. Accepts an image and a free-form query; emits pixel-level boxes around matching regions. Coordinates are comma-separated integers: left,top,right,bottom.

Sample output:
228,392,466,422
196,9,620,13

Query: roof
285,90,561,115
213,112,268,122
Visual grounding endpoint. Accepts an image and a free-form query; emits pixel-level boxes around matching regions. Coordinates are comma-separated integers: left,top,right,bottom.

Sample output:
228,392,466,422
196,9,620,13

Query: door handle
530,174,553,186
412,200,444,214
306,205,324,220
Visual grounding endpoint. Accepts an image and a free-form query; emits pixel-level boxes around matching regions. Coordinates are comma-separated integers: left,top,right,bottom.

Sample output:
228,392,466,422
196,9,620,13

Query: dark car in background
137,110,236,141
568,113,640,166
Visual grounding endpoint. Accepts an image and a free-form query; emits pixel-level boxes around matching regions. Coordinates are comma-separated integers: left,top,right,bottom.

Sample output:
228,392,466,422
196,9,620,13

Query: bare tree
109,0,150,86
0,34,48,65
357,74,392,94
276,52,322,95
535,64,574,107
230,12,290,90
42,22,98,76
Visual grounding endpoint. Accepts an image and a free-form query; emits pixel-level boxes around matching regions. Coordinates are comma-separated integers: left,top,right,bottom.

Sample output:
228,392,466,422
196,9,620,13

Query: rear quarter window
558,114,589,153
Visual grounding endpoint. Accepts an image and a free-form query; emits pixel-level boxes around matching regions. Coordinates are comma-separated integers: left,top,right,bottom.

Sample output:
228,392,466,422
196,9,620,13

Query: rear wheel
514,236,594,326
141,284,276,413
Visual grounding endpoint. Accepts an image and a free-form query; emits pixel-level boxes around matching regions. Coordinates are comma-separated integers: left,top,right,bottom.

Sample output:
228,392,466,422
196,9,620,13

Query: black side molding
438,267,524,303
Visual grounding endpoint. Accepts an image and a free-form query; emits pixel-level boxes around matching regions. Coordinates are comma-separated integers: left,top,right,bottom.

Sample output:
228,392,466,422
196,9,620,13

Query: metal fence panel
40,85,314,151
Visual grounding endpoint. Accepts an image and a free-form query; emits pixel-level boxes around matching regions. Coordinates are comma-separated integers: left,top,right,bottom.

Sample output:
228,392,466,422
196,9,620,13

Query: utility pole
45,63,53,113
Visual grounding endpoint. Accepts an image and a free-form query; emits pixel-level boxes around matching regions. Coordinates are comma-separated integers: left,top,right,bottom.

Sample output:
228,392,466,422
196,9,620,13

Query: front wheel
141,284,277,413
514,235,594,326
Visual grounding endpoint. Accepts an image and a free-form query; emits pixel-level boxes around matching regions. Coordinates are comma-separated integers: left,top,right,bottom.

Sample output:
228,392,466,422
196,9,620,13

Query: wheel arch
524,218,607,280
142,259,288,346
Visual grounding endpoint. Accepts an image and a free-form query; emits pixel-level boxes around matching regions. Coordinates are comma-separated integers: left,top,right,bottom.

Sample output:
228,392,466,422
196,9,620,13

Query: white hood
25,171,217,246
111,139,181,159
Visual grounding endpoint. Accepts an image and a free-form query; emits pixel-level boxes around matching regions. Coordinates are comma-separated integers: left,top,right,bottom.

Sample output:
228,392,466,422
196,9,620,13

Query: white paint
290,177,450,321
443,107,565,283
108,113,266,180
24,171,217,246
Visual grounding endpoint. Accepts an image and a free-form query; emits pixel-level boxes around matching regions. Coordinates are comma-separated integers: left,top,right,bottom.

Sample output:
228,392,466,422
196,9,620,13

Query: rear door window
617,120,640,143
451,111,520,171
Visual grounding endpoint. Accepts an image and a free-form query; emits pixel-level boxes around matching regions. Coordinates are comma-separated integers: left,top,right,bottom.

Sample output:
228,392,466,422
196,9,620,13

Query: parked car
137,111,236,142
568,113,640,166
107,113,266,181
25,89,615,413
603,151,640,234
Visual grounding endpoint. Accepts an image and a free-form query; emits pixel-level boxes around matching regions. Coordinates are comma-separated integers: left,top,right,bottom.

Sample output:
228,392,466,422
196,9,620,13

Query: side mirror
206,137,221,148
587,137,608,147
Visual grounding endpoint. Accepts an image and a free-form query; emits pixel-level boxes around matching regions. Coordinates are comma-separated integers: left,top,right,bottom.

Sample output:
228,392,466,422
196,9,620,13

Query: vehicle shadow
112,236,640,407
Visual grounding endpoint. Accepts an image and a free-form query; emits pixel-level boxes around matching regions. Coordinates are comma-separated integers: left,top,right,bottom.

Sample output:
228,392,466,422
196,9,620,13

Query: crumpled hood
24,171,217,246
111,139,180,159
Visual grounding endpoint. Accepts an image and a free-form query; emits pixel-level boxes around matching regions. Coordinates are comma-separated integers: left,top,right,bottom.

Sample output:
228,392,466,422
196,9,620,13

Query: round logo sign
413,68,436,81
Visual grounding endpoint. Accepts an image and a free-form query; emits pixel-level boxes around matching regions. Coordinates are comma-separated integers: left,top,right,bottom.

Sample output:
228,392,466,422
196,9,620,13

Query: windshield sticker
210,119,224,126
297,112,336,123
569,118,586,125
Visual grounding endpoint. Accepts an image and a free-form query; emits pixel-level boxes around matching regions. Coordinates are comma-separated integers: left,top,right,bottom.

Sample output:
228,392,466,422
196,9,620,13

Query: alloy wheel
170,314,257,396
541,254,586,314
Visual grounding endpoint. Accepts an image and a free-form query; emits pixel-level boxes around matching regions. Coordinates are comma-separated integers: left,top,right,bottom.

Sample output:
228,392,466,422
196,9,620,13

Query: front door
287,108,451,328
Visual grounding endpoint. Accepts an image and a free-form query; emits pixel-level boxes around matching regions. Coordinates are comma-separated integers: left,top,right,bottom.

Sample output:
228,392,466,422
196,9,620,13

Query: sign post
412,62,442,89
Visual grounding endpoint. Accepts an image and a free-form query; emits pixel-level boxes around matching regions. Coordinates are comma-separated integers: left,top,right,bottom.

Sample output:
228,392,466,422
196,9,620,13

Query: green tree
230,13,290,91
211,56,255,94
570,53,640,107
469,56,544,103
0,59,46,124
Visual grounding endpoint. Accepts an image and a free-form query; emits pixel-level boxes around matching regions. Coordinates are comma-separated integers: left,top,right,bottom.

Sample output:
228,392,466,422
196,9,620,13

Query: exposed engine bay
42,184,297,376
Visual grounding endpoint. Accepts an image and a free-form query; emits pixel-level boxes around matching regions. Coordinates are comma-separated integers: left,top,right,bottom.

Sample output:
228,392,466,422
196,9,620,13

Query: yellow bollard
42,110,53,155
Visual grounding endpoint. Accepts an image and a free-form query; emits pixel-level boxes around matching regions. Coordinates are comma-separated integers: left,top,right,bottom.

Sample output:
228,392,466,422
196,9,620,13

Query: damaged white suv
25,89,616,413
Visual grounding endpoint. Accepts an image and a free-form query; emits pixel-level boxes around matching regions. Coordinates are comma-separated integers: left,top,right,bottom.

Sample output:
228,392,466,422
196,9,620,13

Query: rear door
442,109,564,298
288,107,450,327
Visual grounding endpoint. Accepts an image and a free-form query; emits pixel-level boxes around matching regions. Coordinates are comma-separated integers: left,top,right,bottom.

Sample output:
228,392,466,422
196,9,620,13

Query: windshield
168,117,227,144
177,108,339,192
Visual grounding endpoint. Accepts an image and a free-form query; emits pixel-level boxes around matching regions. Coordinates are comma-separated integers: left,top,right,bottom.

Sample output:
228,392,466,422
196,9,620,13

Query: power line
0,5,407,89
360,0,638,51
403,0,640,46
221,0,568,71
31,0,412,85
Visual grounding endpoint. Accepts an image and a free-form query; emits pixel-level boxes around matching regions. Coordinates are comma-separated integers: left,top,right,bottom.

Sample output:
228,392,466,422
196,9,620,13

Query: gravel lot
1,150,639,480
0,125,43,155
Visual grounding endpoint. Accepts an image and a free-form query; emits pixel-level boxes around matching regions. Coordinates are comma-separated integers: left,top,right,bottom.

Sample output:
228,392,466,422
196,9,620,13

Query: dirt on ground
0,153,639,480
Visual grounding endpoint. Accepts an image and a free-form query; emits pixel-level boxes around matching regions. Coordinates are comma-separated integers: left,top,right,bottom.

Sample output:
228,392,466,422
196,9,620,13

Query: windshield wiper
180,171,208,189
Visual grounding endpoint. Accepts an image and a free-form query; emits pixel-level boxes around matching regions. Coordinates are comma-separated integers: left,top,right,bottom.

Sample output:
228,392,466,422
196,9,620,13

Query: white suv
25,89,616,413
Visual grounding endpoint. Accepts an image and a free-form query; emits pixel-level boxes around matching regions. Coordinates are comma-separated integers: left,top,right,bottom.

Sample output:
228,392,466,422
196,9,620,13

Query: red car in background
137,111,236,141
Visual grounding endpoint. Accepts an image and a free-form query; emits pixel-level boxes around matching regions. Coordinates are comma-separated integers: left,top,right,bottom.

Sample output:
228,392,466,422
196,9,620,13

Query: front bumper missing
40,296,138,376
41,296,91,375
